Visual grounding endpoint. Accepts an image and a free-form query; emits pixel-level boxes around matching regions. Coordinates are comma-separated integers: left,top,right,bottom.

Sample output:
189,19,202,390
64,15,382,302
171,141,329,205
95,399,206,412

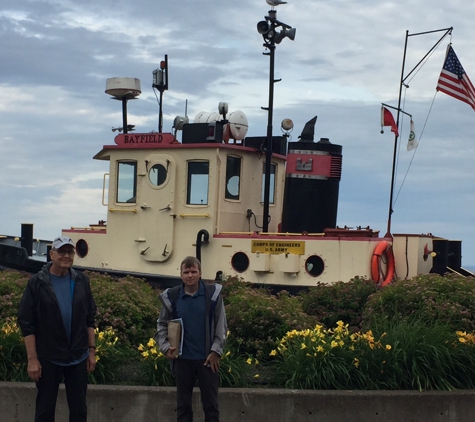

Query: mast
257,9,295,232
385,27,452,237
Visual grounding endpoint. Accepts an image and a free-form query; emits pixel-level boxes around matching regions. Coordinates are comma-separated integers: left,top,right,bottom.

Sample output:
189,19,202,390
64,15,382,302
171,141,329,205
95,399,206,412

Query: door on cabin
138,154,176,262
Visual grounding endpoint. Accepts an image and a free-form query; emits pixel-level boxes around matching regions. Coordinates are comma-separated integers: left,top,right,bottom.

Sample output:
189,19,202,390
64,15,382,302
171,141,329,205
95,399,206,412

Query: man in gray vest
155,256,227,422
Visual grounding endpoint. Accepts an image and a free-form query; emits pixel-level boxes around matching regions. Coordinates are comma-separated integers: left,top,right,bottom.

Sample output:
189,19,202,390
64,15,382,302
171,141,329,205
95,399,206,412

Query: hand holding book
167,318,184,358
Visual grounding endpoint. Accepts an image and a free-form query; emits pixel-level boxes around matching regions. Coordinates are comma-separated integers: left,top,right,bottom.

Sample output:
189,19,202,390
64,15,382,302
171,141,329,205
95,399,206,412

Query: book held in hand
168,318,184,357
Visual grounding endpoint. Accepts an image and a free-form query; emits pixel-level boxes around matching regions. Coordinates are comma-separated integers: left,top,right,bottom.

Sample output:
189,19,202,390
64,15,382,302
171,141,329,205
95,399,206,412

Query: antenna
152,55,169,133
105,77,141,134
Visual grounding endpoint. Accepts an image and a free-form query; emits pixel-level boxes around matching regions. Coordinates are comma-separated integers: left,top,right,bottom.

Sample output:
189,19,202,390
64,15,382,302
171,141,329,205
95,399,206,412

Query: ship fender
371,241,395,286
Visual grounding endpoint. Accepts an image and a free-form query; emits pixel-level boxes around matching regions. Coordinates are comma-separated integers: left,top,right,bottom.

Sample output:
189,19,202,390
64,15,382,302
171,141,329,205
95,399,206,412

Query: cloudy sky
1,0,475,266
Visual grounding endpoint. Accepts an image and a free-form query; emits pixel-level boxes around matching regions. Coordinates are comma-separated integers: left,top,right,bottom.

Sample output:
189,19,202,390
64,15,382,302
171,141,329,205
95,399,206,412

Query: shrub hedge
221,277,319,358
300,276,378,331
362,273,475,331
89,272,161,347
3,268,475,390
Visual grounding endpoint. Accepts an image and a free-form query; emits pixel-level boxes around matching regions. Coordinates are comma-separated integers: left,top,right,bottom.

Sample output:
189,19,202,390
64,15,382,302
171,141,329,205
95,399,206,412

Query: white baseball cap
52,236,75,249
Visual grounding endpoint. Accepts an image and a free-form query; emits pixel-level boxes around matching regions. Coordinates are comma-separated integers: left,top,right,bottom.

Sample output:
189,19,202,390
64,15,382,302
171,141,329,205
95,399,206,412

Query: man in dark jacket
18,236,97,422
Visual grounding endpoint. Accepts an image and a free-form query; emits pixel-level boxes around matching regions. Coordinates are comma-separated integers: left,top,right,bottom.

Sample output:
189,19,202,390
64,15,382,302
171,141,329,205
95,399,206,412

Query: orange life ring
371,241,395,286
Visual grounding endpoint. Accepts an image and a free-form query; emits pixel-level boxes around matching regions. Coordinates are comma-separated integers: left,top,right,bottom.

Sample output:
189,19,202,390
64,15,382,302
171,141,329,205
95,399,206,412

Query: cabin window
187,161,209,205
225,156,241,200
117,161,137,203
261,163,276,204
149,163,167,187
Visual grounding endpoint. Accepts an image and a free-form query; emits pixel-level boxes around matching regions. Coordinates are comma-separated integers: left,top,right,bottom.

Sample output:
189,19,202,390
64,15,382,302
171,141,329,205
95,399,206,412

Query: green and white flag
407,119,417,151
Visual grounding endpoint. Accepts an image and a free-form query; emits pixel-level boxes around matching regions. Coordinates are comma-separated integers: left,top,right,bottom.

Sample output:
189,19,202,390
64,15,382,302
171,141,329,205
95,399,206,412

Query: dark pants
175,358,220,422
35,358,88,422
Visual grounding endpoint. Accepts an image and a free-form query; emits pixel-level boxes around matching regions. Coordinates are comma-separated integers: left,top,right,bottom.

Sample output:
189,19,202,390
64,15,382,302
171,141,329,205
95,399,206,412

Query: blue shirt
176,282,207,360
50,274,88,365
50,274,73,340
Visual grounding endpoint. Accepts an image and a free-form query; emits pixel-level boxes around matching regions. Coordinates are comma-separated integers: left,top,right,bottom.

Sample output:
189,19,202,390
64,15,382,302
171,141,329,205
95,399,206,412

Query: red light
160,61,166,70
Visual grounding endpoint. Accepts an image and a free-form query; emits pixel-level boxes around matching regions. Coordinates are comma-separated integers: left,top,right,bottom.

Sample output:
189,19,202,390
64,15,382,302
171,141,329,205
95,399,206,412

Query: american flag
437,45,475,112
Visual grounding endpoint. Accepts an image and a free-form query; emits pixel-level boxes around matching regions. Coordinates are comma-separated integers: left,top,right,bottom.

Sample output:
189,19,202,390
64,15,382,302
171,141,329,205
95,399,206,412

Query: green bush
357,320,475,390
220,276,249,304
0,320,131,384
89,272,162,348
222,278,319,358
219,331,255,387
270,319,475,390
137,334,250,387
0,269,162,348
4,268,475,390
271,321,365,389
0,270,29,324
0,269,163,384
300,277,378,331
362,273,475,331
89,327,132,385
0,319,28,382
137,338,174,387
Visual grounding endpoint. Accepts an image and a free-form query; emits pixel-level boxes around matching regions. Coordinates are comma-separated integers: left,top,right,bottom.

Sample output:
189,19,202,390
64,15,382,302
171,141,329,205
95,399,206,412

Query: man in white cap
18,236,97,422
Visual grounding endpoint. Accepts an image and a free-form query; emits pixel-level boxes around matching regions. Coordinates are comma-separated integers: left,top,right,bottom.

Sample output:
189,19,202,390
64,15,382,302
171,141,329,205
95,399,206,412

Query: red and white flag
437,45,475,112
381,106,399,136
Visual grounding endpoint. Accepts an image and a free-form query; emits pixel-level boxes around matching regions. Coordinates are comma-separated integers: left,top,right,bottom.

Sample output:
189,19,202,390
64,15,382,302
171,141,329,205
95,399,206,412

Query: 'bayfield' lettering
124,134,163,144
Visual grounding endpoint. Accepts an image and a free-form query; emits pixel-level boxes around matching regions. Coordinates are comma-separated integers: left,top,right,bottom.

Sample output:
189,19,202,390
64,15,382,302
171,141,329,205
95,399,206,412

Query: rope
392,36,450,207
393,91,438,206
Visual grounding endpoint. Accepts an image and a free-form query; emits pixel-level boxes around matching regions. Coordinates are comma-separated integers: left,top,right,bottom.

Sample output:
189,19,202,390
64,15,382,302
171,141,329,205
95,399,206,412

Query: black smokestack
298,116,317,142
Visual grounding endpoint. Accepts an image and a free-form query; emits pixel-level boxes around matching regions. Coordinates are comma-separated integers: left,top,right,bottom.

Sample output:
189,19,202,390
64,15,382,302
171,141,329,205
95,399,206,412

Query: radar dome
194,111,221,123
227,110,248,141
105,77,141,99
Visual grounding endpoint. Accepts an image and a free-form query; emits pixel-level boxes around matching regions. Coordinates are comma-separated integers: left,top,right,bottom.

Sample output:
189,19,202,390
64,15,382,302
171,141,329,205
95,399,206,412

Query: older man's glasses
53,249,75,257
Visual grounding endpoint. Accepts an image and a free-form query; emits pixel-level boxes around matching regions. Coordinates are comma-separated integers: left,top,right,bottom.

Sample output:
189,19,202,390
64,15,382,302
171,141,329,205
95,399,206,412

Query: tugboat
0,12,471,289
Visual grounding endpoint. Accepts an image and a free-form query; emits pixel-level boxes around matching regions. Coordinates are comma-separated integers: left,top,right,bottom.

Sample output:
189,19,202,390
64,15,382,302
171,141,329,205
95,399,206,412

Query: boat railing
216,229,379,238
217,231,326,237
179,213,210,218
69,226,107,231
109,208,137,213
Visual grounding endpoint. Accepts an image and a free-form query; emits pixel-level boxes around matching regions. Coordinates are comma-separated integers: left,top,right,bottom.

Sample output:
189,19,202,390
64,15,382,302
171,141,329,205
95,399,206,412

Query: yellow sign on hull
251,240,305,255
